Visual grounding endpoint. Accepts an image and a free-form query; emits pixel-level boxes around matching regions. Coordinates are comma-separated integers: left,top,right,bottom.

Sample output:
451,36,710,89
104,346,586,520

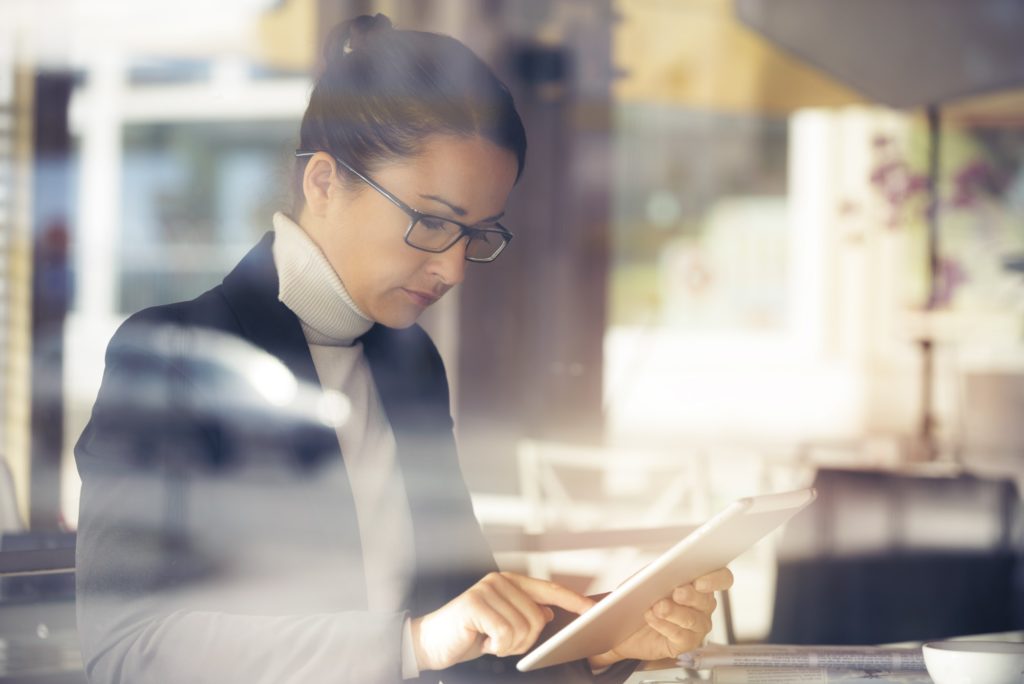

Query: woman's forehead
373,135,518,220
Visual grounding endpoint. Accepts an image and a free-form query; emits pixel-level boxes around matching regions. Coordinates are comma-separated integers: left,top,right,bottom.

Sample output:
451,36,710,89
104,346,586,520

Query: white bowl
922,641,1024,684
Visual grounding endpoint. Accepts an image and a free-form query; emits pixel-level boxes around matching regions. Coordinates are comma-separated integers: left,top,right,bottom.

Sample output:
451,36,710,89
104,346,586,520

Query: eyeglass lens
408,217,506,261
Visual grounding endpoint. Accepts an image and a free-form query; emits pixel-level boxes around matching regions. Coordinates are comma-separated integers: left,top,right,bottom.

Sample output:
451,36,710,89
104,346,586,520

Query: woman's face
304,134,518,329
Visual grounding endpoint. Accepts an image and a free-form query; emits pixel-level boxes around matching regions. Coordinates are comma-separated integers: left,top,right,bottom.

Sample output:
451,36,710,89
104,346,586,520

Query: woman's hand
409,571,593,672
587,567,734,670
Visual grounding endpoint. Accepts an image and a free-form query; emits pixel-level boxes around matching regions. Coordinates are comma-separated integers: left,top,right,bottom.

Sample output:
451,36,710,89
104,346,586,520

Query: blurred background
1,0,1023,680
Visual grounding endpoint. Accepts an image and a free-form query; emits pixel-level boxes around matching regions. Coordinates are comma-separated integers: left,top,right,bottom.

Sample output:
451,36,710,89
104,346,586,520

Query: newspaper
623,665,933,684
677,645,926,672
709,667,933,683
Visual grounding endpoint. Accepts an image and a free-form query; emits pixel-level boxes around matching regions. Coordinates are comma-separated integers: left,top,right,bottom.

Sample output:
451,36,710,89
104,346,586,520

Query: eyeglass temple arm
295,150,416,217
296,149,513,242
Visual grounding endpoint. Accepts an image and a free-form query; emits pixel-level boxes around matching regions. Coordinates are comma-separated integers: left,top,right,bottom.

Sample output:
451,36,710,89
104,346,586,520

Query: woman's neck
272,211,374,346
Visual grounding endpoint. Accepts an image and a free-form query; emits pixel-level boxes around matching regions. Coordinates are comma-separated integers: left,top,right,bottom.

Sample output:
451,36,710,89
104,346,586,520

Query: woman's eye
420,217,449,231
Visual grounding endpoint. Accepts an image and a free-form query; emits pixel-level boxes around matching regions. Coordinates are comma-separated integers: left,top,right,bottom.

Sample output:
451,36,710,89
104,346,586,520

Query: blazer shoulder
105,286,241,365
115,285,238,333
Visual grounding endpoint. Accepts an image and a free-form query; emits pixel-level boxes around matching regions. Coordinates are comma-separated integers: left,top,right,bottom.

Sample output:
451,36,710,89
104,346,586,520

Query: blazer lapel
219,232,321,389
362,325,496,615
220,237,482,612
219,232,369,603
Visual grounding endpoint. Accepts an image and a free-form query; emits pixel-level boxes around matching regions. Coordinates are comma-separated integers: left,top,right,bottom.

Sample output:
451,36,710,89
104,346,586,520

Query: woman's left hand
587,567,734,670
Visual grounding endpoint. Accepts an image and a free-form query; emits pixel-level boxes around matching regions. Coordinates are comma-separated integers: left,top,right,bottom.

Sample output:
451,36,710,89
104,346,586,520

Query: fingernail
656,601,670,617
545,607,555,621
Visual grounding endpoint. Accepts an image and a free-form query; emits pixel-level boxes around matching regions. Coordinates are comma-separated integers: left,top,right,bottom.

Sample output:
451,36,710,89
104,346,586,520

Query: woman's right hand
409,571,595,672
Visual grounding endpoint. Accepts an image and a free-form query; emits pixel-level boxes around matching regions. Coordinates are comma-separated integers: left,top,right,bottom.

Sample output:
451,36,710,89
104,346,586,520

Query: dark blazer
75,233,635,684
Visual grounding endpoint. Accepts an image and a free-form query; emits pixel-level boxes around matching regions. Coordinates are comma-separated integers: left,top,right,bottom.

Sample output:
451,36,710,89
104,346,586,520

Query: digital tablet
516,487,817,672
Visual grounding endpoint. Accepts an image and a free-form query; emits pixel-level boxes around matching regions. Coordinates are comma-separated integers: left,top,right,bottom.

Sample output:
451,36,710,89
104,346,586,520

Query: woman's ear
302,152,338,218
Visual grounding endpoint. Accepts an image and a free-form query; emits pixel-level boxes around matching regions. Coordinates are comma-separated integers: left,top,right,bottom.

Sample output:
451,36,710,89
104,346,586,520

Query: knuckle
672,634,699,656
669,622,689,641
494,572,516,590
510,613,529,633
530,622,546,642
494,624,513,644
697,614,712,633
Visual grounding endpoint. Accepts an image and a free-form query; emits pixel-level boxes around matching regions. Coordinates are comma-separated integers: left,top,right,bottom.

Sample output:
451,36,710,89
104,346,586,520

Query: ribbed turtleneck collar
272,211,374,347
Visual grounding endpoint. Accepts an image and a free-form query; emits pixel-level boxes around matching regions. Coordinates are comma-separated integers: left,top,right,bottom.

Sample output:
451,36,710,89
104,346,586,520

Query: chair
478,439,736,644
768,467,1022,644
514,439,712,585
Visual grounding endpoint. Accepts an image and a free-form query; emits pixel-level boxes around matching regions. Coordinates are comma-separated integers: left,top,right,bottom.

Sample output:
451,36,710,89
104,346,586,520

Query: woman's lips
403,288,440,308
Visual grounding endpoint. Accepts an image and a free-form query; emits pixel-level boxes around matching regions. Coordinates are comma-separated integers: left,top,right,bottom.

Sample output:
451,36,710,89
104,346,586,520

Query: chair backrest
517,439,711,534
769,467,1022,644
511,439,735,644
514,440,713,588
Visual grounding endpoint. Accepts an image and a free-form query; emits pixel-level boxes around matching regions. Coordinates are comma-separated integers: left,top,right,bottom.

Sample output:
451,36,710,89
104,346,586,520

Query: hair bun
324,13,393,65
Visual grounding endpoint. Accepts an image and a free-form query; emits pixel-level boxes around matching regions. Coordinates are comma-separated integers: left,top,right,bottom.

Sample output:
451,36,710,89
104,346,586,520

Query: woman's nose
429,239,468,286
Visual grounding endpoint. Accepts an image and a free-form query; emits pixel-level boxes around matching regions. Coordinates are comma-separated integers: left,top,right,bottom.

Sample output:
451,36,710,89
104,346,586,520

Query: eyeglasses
295,150,514,263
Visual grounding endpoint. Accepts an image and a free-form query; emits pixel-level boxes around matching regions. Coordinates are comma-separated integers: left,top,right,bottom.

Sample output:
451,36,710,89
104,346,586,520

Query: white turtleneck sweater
271,211,420,678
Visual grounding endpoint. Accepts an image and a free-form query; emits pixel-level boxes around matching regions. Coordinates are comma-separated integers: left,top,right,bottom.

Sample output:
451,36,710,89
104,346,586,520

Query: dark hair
293,13,527,209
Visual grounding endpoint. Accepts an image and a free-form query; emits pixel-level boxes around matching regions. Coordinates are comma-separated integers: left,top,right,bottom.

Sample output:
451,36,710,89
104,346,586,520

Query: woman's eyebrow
419,193,505,223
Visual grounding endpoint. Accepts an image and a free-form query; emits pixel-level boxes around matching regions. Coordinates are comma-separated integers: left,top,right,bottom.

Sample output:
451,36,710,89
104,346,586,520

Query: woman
75,14,732,683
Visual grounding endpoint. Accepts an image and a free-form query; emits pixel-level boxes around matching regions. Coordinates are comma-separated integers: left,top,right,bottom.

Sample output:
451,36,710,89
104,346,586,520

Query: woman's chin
373,306,423,330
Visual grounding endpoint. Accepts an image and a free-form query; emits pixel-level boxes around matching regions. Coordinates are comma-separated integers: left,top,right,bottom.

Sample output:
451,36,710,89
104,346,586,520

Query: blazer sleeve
76,316,639,684
74,317,409,684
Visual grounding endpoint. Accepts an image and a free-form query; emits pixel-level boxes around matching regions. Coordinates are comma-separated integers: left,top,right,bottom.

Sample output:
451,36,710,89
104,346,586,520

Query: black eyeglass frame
295,150,514,263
